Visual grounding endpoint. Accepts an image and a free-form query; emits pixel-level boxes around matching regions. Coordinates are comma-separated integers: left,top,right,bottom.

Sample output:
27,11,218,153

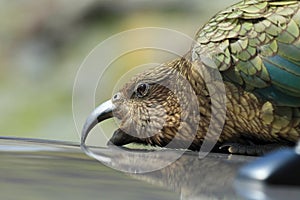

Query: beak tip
80,136,86,146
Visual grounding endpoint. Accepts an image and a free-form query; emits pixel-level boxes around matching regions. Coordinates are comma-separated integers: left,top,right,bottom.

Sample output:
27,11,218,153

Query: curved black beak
81,100,115,145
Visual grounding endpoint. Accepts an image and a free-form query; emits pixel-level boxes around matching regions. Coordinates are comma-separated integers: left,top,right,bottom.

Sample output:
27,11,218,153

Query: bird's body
82,0,300,155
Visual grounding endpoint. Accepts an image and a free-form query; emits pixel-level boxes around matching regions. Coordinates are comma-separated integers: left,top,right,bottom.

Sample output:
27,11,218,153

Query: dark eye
136,83,149,98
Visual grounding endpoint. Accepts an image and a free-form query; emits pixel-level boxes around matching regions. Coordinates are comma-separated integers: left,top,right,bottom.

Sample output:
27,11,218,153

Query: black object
237,148,300,185
235,145,300,200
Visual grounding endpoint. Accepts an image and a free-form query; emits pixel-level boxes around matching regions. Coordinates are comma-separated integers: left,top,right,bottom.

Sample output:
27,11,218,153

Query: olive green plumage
82,0,300,155
188,0,300,154
192,0,300,107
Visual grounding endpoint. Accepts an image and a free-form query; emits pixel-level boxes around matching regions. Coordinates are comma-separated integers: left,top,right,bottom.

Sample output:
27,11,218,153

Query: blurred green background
0,0,238,142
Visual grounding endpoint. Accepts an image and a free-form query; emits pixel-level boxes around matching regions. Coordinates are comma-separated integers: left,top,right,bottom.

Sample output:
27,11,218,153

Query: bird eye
136,83,149,98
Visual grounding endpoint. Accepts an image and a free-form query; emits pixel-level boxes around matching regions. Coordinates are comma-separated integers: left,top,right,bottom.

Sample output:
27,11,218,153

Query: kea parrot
81,0,300,155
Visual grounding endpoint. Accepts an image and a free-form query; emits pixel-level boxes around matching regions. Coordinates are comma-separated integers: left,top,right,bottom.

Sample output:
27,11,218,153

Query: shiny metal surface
1,137,299,200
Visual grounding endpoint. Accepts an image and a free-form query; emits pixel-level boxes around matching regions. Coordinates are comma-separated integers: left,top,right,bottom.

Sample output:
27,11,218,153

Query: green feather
192,0,300,107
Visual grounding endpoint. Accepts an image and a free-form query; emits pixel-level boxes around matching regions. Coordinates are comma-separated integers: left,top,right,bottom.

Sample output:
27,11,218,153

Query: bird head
81,58,201,149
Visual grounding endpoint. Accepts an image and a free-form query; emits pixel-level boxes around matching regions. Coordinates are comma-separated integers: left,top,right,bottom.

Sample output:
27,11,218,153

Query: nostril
112,92,121,101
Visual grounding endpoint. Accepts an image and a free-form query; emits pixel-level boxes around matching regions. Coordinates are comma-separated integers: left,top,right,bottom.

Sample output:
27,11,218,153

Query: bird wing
191,0,300,107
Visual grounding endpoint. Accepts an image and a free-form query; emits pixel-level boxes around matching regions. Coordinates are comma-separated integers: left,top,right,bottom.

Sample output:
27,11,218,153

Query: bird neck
168,57,209,97
168,57,212,115
166,57,194,78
